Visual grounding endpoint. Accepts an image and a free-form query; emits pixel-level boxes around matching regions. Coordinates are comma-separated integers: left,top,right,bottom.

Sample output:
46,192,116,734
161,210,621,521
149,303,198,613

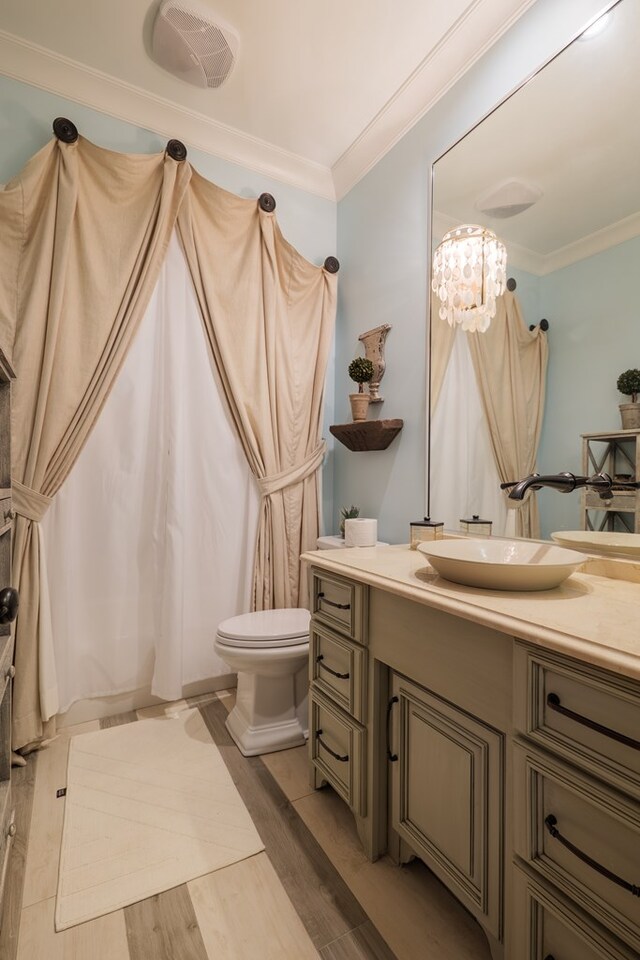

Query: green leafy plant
339,505,360,538
617,368,640,403
348,357,374,394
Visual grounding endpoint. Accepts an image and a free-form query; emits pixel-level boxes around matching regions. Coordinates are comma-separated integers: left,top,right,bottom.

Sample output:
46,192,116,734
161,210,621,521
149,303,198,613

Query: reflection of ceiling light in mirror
431,225,507,333
475,179,543,219
579,11,612,40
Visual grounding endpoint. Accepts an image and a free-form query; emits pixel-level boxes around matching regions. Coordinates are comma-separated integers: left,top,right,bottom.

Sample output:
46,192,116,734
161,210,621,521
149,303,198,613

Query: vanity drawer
310,621,366,722
514,741,640,953
310,568,367,644
514,643,640,799
512,864,637,960
310,689,365,815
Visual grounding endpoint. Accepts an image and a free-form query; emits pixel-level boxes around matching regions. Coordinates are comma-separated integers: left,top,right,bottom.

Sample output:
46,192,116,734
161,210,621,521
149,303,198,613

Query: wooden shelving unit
580,429,640,533
329,419,403,452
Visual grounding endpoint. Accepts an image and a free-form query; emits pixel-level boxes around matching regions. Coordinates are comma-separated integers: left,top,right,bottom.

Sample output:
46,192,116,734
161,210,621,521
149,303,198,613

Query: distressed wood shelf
330,418,403,452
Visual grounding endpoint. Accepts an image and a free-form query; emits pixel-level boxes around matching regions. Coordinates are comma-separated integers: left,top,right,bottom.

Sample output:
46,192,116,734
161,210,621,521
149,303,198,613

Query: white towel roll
344,518,377,547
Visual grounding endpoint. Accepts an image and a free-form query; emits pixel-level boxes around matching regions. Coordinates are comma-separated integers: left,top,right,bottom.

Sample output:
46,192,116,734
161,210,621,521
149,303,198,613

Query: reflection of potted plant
348,357,374,421
617,368,640,429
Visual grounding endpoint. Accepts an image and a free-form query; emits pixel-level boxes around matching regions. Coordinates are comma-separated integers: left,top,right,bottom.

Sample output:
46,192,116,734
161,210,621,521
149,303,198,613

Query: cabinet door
390,673,504,940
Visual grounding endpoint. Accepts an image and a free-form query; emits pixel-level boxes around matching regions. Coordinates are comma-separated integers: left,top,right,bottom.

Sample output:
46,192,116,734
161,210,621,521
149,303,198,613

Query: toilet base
226,708,306,757
225,670,308,757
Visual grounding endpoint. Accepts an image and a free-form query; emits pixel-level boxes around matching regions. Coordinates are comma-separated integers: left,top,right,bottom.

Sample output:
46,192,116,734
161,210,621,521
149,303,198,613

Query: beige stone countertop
301,544,640,680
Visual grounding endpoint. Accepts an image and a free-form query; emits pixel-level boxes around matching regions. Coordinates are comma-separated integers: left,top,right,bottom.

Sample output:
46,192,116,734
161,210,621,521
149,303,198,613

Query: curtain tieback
12,479,53,522
257,442,326,499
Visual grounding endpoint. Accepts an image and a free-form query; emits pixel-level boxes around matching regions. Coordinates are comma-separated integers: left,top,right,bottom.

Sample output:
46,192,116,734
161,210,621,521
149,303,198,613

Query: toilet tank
316,535,345,550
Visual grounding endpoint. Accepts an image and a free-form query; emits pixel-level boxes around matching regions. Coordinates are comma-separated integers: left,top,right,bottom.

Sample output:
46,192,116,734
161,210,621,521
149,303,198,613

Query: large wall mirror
429,0,639,543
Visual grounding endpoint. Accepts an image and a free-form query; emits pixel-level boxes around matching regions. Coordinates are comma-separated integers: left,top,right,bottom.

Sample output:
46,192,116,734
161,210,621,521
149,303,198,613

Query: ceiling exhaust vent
475,179,543,219
152,0,239,89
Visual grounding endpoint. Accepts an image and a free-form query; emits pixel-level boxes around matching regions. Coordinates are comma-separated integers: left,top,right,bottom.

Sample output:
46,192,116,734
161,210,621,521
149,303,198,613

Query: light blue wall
536,235,639,537
0,74,337,527
508,268,542,333
334,0,608,544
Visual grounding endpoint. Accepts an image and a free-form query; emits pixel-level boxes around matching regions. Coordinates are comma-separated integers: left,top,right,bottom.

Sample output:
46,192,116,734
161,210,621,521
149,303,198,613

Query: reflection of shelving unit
580,429,640,532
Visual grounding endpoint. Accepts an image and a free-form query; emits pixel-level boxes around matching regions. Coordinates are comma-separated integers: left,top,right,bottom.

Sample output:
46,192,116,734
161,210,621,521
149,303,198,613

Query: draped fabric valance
0,135,336,751
177,169,335,609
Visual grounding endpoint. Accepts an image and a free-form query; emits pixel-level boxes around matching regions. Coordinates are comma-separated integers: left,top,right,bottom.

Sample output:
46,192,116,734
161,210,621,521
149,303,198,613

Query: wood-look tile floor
0,691,491,960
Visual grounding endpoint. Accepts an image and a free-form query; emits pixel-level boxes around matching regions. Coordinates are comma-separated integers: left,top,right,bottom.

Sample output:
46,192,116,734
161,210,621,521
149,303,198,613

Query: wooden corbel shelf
329,419,404,452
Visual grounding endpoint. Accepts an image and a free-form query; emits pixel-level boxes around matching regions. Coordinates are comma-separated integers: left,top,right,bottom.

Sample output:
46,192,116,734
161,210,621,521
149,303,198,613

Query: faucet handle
586,472,614,499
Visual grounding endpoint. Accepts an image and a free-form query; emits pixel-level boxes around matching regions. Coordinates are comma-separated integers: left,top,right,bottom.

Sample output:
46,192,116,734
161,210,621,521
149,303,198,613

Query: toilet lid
216,608,310,648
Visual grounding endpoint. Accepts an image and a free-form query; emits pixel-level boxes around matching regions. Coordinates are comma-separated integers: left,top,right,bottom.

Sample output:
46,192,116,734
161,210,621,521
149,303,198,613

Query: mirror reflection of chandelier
432,224,507,333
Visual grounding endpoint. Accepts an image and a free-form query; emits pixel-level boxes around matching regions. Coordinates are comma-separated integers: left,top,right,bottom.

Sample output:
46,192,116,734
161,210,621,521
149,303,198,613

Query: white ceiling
433,0,640,272
0,0,535,198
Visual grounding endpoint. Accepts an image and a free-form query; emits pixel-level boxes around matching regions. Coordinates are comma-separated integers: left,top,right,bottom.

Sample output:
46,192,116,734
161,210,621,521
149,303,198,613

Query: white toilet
214,607,311,756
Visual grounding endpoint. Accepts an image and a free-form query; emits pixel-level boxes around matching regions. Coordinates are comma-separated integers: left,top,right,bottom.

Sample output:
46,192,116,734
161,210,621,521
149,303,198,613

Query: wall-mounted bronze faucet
500,472,640,502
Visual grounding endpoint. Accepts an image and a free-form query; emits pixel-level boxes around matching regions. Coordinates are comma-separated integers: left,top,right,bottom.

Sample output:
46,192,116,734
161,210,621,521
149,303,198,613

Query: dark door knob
0,588,19,624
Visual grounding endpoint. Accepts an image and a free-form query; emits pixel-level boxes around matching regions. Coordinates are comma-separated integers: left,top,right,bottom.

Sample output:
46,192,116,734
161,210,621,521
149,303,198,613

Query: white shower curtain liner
430,329,513,537
41,232,260,713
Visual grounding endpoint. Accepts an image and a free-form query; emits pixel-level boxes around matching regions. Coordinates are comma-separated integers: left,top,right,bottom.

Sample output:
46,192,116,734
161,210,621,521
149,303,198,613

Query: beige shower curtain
0,135,336,751
0,137,190,750
178,171,336,610
466,291,548,538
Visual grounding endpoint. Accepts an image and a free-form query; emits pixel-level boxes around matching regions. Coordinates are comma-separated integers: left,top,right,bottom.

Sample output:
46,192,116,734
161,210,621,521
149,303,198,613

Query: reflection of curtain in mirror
431,330,510,535
467,292,547,538
430,291,547,537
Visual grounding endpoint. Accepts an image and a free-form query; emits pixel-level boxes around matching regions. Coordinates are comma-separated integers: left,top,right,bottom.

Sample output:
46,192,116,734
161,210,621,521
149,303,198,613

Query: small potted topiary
348,357,374,421
617,368,640,429
339,505,359,538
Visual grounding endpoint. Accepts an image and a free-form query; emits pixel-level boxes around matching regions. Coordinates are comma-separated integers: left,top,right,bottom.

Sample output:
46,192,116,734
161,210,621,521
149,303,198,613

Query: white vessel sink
551,530,640,558
417,539,587,591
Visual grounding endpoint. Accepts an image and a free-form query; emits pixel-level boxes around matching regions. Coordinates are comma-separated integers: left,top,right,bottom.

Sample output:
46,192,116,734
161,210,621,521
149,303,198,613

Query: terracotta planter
349,393,370,422
619,402,640,430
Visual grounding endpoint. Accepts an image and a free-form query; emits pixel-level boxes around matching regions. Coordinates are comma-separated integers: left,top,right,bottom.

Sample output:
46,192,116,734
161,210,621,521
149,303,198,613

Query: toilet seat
216,608,310,649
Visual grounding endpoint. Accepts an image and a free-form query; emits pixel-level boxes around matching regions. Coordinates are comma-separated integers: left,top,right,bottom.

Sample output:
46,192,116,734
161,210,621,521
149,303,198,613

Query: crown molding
0,30,336,201
537,210,640,275
332,0,537,200
433,208,640,277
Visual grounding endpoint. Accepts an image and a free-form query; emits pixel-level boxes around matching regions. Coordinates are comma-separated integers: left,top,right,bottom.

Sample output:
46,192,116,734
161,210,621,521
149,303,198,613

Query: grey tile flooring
124,885,210,960
99,711,138,729
0,754,38,960
198,697,389,953
3,689,488,960
321,922,398,960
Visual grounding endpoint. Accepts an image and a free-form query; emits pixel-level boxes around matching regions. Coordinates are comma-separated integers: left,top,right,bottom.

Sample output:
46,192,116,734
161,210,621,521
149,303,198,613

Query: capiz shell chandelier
432,224,507,333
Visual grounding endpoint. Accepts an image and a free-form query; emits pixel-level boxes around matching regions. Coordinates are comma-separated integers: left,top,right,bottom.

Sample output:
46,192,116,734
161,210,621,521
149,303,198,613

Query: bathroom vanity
303,544,640,960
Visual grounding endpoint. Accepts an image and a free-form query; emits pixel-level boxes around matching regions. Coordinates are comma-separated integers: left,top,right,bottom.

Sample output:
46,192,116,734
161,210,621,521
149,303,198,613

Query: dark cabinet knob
0,588,19,624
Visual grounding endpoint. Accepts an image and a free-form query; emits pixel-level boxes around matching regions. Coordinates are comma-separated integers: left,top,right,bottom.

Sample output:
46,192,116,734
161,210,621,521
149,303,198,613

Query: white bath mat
55,708,263,931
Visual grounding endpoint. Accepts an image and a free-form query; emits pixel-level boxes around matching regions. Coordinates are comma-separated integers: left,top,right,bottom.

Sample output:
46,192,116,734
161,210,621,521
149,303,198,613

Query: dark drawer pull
387,696,398,762
547,692,640,751
317,592,350,611
316,729,349,763
545,815,640,897
315,655,349,680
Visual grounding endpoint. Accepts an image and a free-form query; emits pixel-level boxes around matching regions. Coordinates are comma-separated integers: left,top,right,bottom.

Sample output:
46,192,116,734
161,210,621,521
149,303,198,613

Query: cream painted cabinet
513,643,640,958
389,672,504,943
308,568,369,824
512,864,638,960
